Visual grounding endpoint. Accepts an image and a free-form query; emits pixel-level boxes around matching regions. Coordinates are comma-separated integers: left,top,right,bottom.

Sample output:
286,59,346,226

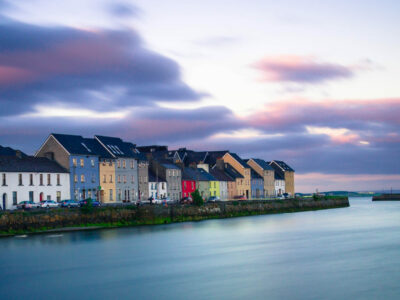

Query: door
29,191,34,202
40,192,44,202
246,190,249,199
2,193,6,210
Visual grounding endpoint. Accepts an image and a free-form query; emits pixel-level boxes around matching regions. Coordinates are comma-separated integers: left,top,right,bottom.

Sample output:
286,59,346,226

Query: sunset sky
0,0,399,192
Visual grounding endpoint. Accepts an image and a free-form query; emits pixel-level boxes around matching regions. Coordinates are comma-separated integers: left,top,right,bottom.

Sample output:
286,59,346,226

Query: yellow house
209,179,220,198
99,158,116,203
223,153,251,199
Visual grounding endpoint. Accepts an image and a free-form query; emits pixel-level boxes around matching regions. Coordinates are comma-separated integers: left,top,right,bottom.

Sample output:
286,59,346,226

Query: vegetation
191,189,204,206
80,198,93,214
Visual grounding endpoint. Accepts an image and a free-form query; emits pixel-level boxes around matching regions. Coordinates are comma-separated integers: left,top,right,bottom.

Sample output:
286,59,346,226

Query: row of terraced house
0,133,294,210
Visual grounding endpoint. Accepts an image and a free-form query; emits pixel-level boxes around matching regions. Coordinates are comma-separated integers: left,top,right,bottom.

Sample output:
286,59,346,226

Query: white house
274,172,285,197
148,171,167,199
0,154,70,210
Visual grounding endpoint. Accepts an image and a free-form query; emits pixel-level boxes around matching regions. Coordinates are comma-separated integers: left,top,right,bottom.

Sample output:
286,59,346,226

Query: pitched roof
210,167,234,182
0,156,68,173
0,145,28,157
224,163,244,179
51,133,97,156
270,160,295,172
196,168,217,181
181,167,199,181
250,169,263,179
228,153,249,168
252,158,274,171
94,135,139,158
184,151,208,165
83,138,113,159
148,170,165,182
155,159,180,170
274,171,285,180
204,150,229,166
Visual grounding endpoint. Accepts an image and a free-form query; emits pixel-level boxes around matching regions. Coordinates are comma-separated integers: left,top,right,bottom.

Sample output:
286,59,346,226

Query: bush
191,189,204,206
80,198,93,214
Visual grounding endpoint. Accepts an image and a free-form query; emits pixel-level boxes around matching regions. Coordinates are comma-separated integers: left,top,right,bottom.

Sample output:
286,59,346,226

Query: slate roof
50,133,95,156
181,167,199,181
95,135,139,158
274,172,285,180
196,168,217,181
250,169,263,180
204,150,229,166
228,153,249,168
83,138,113,159
148,170,165,183
252,158,274,171
210,167,234,182
270,160,295,172
136,145,168,153
0,156,68,173
224,163,244,179
155,159,180,170
0,145,27,157
184,151,207,165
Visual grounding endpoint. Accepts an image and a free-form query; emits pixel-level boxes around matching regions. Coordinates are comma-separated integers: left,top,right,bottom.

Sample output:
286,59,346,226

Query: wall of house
263,170,275,197
219,181,228,200
115,158,138,202
138,161,149,200
197,181,210,200
209,180,219,198
99,159,116,203
0,172,70,210
275,180,285,196
251,179,264,199
182,180,196,198
35,135,70,170
223,154,251,199
149,181,167,199
69,155,99,201
226,181,236,200
166,168,182,201
285,171,295,196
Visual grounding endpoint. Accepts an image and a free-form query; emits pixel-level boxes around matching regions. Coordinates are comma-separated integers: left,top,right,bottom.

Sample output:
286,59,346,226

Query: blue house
35,133,104,201
250,169,264,199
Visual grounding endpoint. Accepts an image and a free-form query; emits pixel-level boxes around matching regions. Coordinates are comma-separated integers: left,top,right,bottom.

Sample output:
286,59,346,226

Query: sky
0,0,399,192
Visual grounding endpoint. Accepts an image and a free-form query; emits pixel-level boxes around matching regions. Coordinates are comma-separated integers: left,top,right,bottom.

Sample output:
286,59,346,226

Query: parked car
40,200,59,208
180,197,193,204
153,198,163,204
60,199,80,208
17,200,40,210
233,195,247,200
207,196,220,203
79,199,101,207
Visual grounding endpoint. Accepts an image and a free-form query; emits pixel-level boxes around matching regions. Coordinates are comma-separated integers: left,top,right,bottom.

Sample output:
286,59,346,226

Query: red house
181,168,196,198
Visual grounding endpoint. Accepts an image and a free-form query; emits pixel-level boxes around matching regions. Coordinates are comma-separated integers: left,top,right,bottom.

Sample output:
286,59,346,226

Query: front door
40,192,44,202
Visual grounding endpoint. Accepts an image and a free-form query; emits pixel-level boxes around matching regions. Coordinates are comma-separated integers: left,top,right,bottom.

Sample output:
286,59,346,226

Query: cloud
195,36,240,47
0,19,204,116
107,2,141,18
253,55,354,84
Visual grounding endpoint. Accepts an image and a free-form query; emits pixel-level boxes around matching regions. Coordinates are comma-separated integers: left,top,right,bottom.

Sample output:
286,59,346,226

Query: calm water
1,197,400,299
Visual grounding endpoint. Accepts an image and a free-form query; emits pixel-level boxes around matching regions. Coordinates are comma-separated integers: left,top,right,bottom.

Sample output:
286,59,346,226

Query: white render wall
0,172,70,210
219,181,228,200
274,180,285,196
148,181,167,199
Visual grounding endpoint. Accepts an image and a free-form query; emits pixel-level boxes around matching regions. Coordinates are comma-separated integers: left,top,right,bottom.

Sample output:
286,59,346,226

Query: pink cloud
253,55,354,83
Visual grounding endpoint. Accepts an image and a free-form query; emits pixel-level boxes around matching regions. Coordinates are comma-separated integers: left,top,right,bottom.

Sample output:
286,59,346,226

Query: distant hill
295,190,392,197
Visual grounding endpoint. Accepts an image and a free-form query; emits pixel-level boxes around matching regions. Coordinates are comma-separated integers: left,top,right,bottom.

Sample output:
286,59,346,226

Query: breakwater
0,198,349,235
372,194,400,201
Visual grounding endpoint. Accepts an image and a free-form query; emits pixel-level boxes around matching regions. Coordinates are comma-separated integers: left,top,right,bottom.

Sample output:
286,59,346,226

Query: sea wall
0,198,349,235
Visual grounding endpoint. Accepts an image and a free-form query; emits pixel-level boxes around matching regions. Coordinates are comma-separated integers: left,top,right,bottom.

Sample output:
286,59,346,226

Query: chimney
216,158,225,171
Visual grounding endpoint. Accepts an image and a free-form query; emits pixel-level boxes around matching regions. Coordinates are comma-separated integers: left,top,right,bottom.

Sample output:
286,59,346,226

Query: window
109,160,113,166
30,174,34,186
12,191,17,205
123,175,126,183
91,159,95,167
131,175,134,183
56,191,61,202
109,175,113,183
74,175,78,183
162,182,165,189
74,189,78,200
1,173,6,186
40,174,44,185
117,160,121,168
91,175,96,183
103,174,106,183
191,182,194,189
47,174,51,185
118,189,121,201
118,175,121,183
144,176,147,183
130,160,134,169
57,174,60,185
29,191,34,202
81,174,85,183
122,160,126,168
18,174,23,186
72,158,77,167
184,181,187,189
80,158,84,167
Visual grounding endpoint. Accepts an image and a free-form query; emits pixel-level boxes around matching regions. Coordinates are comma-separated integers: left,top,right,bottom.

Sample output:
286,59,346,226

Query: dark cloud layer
0,18,204,116
254,55,354,84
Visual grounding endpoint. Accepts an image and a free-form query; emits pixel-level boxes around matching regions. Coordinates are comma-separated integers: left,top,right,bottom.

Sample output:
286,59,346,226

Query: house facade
269,160,295,196
148,170,167,199
210,167,231,200
94,136,139,203
36,134,100,201
181,168,196,198
222,153,251,199
247,158,275,197
250,169,264,199
150,159,182,201
0,154,70,210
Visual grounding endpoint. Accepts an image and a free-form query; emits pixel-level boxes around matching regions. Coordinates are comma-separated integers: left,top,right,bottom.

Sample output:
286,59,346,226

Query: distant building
246,158,275,197
269,160,295,196
0,149,69,210
181,168,197,199
222,153,251,199
148,170,167,199
209,166,232,200
150,159,182,201
36,134,100,201
250,169,264,199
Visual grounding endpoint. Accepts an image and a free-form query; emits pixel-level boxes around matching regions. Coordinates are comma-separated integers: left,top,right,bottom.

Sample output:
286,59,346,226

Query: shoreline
0,198,349,237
